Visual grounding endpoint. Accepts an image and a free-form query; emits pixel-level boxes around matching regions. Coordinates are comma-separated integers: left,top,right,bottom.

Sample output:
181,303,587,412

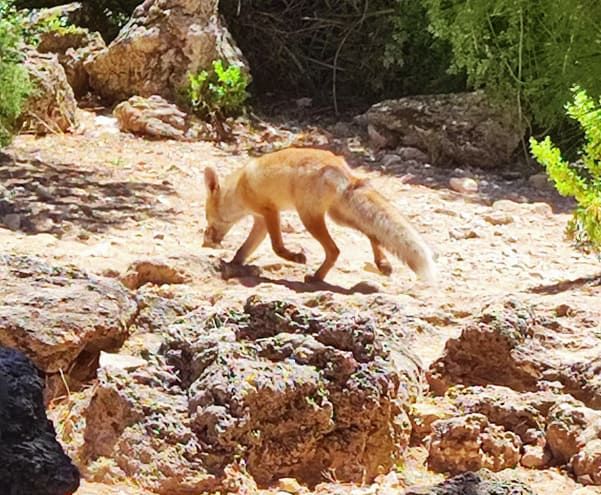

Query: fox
202,147,437,283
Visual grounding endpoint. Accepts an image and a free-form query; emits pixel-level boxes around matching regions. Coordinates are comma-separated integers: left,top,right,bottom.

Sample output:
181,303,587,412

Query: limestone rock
0,255,137,375
37,28,107,97
427,300,550,394
113,95,190,140
428,414,521,474
79,296,420,491
19,50,77,134
362,92,523,168
85,0,249,103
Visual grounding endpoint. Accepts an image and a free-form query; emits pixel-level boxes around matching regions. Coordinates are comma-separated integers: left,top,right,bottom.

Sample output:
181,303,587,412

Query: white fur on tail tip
417,253,438,283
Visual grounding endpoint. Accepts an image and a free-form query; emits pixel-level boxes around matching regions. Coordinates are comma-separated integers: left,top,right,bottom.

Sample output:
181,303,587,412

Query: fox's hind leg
369,237,393,275
298,211,340,282
329,205,392,276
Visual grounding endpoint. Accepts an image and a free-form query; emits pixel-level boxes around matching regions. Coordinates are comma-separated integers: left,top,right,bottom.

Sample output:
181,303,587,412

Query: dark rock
404,471,536,495
0,346,80,495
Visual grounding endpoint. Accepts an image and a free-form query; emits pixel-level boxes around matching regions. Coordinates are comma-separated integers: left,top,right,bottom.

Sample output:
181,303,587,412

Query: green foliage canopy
0,0,31,147
424,0,601,133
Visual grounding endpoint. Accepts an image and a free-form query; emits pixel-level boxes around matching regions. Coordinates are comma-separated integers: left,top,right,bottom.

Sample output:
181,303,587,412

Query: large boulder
0,255,137,396
361,91,523,169
0,346,80,495
76,296,421,492
84,0,249,103
18,50,78,134
36,28,107,98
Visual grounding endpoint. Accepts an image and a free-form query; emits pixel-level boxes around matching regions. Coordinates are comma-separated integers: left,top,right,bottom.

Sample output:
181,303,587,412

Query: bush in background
531,87,601,256
0,0,31,147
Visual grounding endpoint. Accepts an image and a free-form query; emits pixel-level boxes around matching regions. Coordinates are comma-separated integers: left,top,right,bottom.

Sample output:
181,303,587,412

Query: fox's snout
202,226,224,248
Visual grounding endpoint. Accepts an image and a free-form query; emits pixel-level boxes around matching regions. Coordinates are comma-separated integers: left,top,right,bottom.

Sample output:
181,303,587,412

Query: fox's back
238,148,353,209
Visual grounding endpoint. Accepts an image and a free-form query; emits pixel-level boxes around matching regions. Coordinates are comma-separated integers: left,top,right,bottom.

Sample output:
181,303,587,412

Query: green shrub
0,0,31,147
424,0,601,135
530,87,601,256
185,60,250,120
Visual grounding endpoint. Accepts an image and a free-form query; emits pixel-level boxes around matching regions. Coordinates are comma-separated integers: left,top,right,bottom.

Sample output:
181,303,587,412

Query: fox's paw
291,252,307,264
304,273,324,284
220,261,261,280
376,260,393,276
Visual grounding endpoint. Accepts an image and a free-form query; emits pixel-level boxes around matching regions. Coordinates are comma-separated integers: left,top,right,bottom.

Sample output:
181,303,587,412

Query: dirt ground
2,108,601,495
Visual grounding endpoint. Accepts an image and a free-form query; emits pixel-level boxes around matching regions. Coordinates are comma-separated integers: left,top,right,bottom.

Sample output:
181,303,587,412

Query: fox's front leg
231,216,267,265
263,208,306,264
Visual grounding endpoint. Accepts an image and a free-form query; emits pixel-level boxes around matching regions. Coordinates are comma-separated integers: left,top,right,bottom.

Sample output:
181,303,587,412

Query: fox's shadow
235,274,380,295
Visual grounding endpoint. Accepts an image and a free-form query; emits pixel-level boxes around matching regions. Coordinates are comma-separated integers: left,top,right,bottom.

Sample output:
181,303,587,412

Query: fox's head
203,167,233,247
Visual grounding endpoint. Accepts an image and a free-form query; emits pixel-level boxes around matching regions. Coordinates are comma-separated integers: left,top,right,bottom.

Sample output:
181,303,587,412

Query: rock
483,212,514,225
78,296,421,491
427,299,550,394
450,385,547,442
396,146,429,163
427,414,521,474
0,255,137,390
553,357,601,409
571,439,601,485
85,0,249,103
529,172,552,190
545,401,601,464
18,50,77,134
521,444,552,468
113,95,190,140
119,258,191,290
0,346,80,495
404,471,536,495
37,28,107,97
449,177,478,193
362,92,523,168
409,399,457,444
1,212,22,230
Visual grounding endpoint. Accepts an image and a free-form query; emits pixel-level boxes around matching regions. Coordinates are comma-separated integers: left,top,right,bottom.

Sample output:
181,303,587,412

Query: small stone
396,146,429,163
530,202,553,216
278,477,306,494
2,213,22,230
520,444,551,468
483,212,514,225
381,154,403,167
449,177,478,193
529,172,552,190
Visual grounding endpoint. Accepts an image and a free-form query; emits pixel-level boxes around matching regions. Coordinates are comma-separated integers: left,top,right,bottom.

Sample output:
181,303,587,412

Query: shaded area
350,152,578,215
0,151,175,236
529,271,601,295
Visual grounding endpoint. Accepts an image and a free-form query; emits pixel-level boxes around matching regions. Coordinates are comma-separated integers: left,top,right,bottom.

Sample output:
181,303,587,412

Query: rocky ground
1,107,600,495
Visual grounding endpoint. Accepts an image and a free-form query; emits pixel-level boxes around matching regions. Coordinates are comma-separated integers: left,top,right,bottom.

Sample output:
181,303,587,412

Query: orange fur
203,147,437,283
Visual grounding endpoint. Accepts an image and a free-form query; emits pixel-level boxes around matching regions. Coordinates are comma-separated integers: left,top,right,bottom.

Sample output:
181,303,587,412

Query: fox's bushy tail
336,183,437,282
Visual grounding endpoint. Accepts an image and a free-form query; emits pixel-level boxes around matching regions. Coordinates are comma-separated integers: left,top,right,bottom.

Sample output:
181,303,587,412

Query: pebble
449,177,478,193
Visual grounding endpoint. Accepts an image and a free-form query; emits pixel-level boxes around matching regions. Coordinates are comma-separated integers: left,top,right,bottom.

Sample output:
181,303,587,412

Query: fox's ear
204,167,220,194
